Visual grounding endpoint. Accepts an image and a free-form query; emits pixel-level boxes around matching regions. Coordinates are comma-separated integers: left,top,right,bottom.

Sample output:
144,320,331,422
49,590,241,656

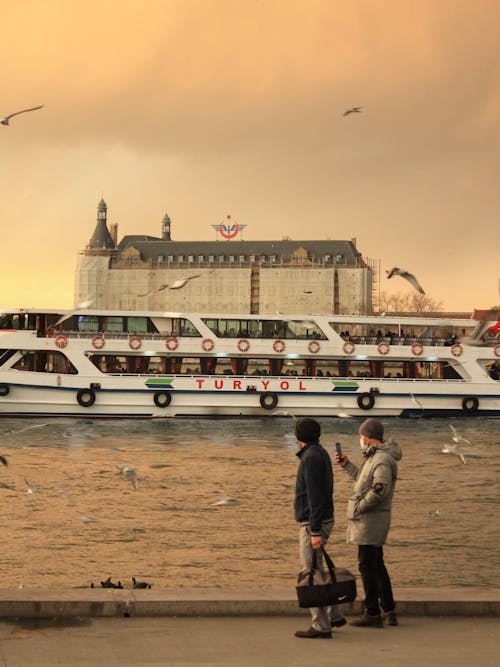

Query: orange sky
1,0,499,311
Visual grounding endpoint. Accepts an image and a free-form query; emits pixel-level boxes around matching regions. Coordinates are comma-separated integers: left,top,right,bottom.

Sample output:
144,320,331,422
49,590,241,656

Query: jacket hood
377,439,402,461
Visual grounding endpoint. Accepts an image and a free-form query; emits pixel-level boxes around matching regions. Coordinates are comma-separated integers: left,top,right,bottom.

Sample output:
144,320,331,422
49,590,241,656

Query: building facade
75,199,376,315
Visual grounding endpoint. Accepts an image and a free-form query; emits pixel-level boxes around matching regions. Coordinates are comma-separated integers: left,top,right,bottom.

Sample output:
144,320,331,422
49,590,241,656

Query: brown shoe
349,612,383,628
295,626,332,639
382,610,398,626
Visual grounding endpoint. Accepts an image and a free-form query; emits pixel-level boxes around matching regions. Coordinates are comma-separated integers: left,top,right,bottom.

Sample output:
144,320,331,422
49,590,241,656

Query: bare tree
377,291,444,314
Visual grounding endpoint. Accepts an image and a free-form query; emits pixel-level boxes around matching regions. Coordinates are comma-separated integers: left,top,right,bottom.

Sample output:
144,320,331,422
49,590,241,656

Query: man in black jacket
294,417,345,639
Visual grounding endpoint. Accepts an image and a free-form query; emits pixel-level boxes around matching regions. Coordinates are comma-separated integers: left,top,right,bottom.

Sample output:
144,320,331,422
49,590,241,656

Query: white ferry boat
0,308,498,418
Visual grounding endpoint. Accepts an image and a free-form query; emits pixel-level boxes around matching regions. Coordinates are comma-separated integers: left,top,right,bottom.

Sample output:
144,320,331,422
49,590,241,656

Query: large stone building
75,199,376,315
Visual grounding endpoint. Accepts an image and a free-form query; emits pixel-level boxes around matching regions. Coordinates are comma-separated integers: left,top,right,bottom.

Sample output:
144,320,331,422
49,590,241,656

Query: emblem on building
212,214,247,240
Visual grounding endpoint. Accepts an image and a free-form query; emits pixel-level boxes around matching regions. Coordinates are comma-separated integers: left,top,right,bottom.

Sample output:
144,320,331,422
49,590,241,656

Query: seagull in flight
343,106,363,116
441,444,467,465
137,274,203,297
386,267,425,294
1,105,44,126
449,424,472,446
210,493,241,506
53,300,93,327
119,465,138,490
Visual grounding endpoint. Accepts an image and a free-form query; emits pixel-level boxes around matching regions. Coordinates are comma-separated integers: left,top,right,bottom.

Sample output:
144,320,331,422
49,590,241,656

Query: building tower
162,211,172,240
87,198,116,253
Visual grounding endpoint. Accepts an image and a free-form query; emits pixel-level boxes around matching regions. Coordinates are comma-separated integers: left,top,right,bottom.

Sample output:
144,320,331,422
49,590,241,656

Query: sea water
0,417,498,589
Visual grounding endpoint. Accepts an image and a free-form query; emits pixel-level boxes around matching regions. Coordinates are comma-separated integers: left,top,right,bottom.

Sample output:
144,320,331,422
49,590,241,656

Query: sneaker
331,617,347,628
349,612,383,628
295,626,332,639
382,610,398,626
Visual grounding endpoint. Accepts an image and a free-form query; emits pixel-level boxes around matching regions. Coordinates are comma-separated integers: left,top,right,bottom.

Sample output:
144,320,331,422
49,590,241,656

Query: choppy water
0,417,498,590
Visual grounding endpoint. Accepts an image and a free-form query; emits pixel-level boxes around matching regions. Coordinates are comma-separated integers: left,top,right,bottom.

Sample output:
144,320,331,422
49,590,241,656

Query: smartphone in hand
335,442,343,458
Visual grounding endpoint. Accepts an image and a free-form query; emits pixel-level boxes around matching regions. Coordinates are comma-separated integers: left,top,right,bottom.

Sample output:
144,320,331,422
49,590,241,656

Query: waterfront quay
0,588,498,667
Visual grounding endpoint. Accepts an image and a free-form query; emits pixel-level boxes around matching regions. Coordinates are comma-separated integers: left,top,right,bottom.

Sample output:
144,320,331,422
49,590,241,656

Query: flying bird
210,493,241,506
448,424,472,446
459,309,500,346
137,274,202,297
441,443,467,465
53,300,92,327
119,465,138,489
343,106,363,116
386,267,425,294
1,105,44,126
0,455,8,467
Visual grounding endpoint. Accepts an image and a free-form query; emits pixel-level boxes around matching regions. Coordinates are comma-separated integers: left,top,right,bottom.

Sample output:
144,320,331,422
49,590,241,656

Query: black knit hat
295,417,321,443
359,418,384,442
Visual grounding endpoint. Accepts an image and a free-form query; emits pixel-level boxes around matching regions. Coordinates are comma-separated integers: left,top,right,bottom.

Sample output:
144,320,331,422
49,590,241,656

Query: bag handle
311,546,338,583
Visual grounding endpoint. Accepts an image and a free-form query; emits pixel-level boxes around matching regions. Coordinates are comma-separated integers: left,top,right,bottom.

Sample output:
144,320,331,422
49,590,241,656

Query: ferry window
198,255,204,262
12,351,77,374
178,318,200,337
288,320,327,340
127,317,149,334
209,255,215,262
188,256,194,263
178,255,184,262
218,255,225,262
168,255,174,262
0,349,17,365
78,315,99,333
103,317,123,333
239,255,245,262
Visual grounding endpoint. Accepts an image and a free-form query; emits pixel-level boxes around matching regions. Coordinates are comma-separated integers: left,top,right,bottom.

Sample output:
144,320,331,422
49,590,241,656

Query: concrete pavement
0,616,498,667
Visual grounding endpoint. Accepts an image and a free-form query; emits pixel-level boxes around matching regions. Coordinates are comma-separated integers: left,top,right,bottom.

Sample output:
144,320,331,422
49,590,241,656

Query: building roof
88,220,116,250
117,237,363,265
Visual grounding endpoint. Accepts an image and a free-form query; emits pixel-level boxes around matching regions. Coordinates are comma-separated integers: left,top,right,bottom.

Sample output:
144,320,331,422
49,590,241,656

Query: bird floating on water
386,267,425,294
132,577,152,589
99,577,123,589
343,106,363,116
1,105,44,126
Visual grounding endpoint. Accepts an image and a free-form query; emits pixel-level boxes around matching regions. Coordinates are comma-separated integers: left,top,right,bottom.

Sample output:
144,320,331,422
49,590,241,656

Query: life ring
129,336,142,350
202,338,214,352
154,391,172,408
494,344,500,358
357,392,375,410
462,396,479,414
91,335,105,350
0,383,10,397
237,339,250,353
76,388,96,407
273,339,285,353
260,391,278,410
165,337,179,351
54,335,68,349
308,340,320,354
411,342,424,357
451,343,463,357
343,341,355,355
377,342,390,355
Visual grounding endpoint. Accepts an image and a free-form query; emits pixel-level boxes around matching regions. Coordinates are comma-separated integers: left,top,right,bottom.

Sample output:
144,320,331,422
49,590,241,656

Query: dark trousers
358,545,395,616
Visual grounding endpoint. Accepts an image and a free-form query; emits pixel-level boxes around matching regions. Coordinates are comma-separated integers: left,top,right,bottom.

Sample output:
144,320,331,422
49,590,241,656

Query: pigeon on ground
1,105,44,125
386,267,425,294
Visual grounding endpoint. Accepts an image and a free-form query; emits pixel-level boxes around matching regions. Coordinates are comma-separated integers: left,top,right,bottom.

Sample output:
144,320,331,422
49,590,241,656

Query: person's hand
310,535,323,550
335,453,349,467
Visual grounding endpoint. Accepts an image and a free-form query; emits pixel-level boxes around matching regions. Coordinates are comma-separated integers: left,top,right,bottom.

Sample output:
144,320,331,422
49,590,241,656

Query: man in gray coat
336,418,402,627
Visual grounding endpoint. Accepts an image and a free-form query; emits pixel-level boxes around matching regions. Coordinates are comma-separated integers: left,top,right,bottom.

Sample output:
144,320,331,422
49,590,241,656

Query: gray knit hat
359,418,384,442
295,417,321,443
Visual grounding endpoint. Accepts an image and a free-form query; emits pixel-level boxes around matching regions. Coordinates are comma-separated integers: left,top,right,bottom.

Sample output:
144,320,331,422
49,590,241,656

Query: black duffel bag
296,546,357,608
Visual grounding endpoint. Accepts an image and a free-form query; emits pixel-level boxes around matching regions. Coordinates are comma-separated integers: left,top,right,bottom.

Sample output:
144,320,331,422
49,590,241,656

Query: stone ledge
0,588,498,618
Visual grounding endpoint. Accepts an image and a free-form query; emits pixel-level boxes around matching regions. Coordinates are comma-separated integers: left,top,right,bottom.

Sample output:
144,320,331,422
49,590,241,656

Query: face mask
359,437,369,452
